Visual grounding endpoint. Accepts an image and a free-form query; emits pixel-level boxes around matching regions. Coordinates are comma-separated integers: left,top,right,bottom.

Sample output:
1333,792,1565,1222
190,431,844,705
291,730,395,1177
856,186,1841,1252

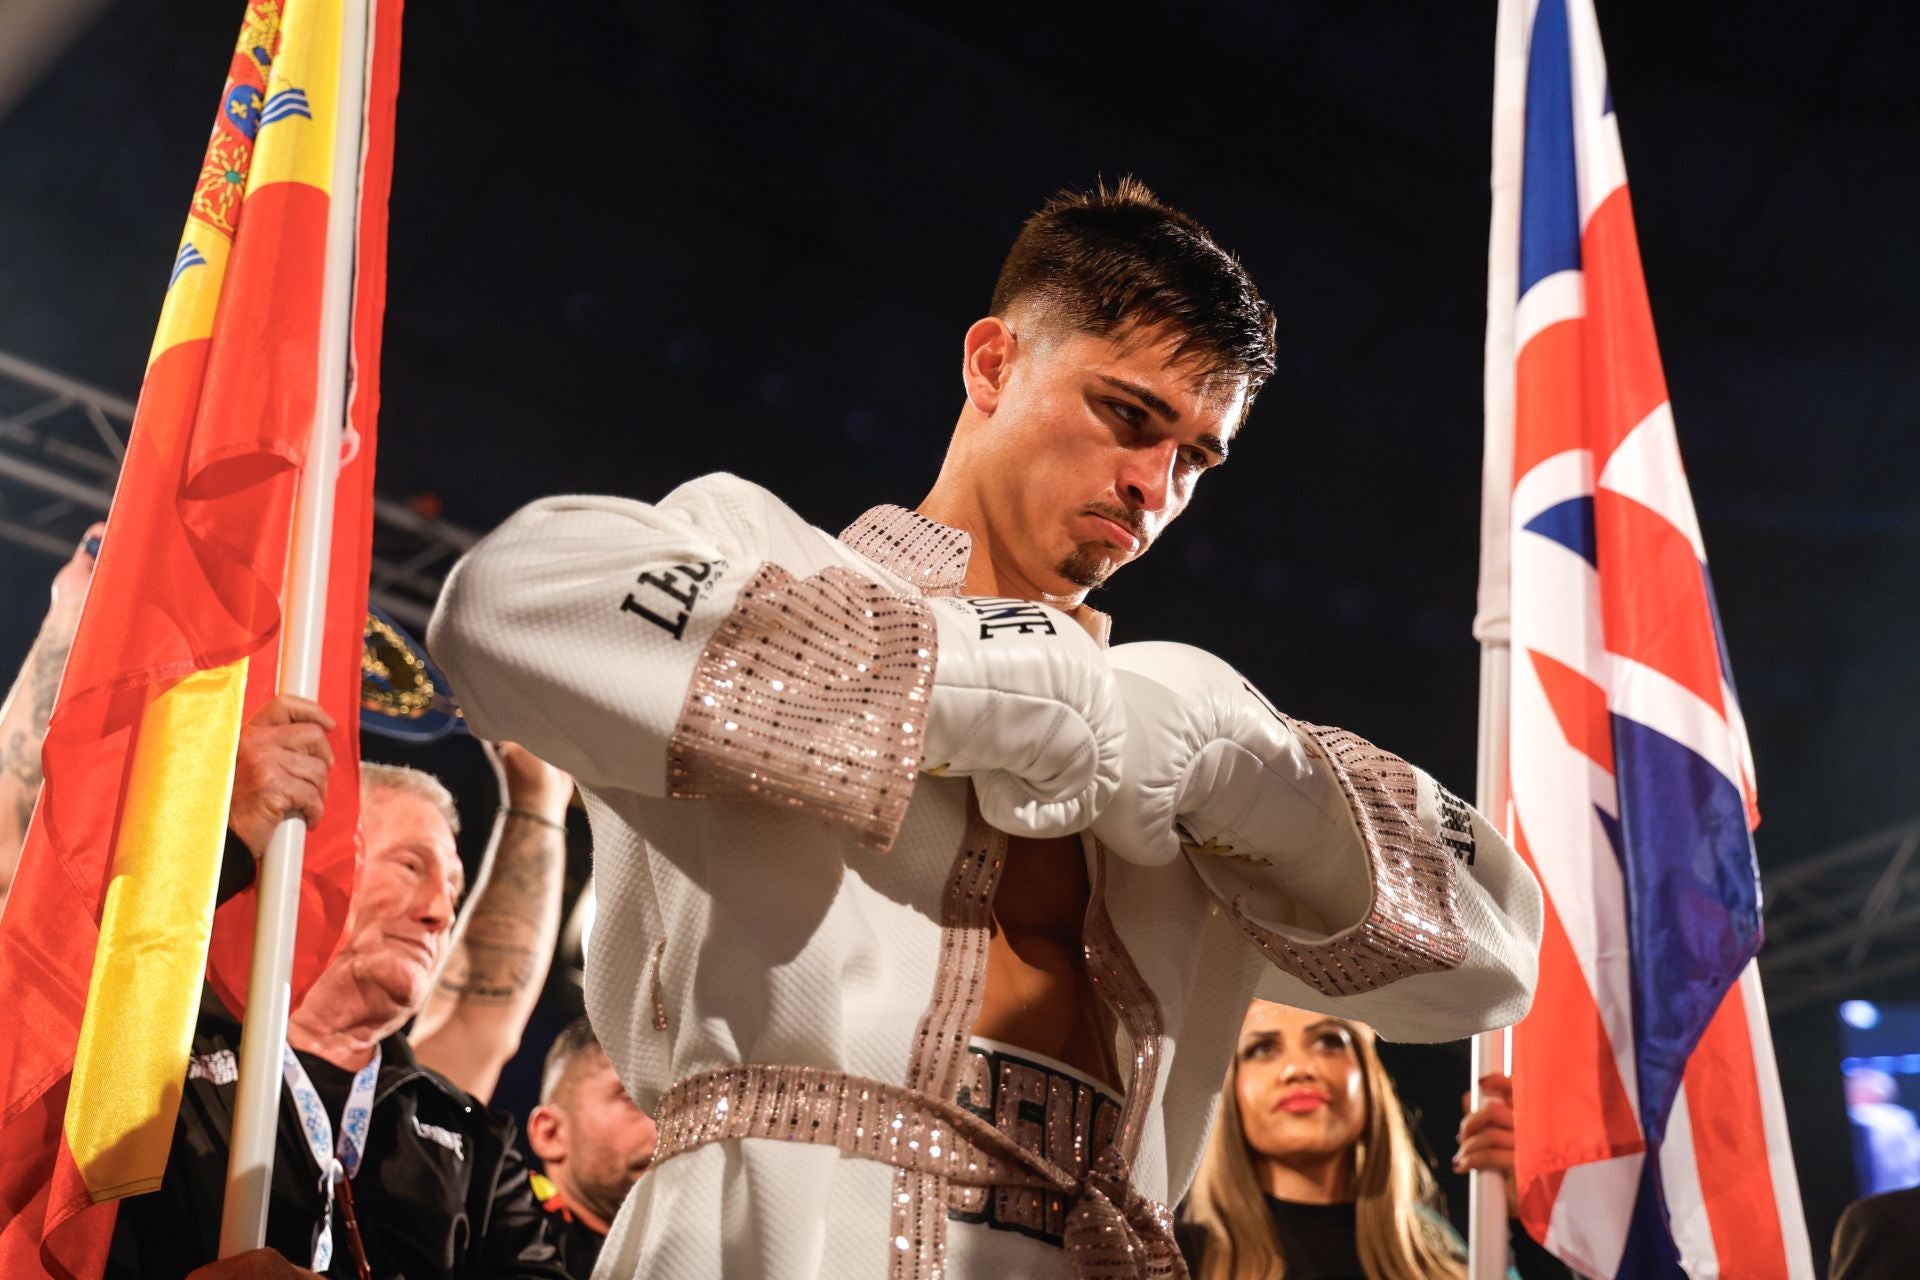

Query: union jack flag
1478,0,1814,1274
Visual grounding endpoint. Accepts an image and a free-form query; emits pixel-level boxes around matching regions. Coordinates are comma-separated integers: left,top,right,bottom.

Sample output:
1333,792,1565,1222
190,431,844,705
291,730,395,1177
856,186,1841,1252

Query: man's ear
527,1103,565,1164
962,316,1017,415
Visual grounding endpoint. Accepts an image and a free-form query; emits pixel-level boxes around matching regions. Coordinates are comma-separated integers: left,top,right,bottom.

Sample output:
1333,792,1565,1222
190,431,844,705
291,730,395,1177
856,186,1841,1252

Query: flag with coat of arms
0,1,401,1274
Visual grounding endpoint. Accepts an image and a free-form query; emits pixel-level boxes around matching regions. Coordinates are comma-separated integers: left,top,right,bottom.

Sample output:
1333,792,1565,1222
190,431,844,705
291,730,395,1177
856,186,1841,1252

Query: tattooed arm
0,526,103,914
410,740,573,1101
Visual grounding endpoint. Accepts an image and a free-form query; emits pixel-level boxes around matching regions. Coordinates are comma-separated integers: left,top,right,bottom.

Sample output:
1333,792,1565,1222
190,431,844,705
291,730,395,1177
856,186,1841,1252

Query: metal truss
1761,817,1920,1013
0,349,476,629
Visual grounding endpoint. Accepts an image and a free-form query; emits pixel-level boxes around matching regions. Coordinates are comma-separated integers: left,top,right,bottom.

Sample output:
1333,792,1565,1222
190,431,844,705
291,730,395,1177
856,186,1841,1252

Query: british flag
1479,0,1815,1275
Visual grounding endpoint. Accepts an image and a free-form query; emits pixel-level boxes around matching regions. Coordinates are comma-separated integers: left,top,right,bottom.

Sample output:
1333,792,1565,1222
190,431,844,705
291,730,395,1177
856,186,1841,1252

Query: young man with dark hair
431,178,1542,1279
526,1016,658,1278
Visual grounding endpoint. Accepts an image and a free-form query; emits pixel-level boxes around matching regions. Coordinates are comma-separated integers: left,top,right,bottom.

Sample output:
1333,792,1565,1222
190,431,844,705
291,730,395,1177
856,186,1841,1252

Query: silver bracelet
502,805,566,833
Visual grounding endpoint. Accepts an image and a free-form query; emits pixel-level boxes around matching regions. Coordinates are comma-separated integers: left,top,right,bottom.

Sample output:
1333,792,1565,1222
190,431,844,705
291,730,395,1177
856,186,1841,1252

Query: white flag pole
218,0,373,1255
1471,0,1528,1276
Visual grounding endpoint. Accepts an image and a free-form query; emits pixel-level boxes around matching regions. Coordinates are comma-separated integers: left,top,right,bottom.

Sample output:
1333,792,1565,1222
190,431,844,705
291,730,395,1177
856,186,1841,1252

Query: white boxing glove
923,596,1124,838
1091,641,1342,867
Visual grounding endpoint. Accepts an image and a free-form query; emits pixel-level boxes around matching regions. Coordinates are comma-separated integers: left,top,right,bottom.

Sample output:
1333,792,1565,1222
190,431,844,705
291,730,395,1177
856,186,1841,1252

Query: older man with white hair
107,695,573,1280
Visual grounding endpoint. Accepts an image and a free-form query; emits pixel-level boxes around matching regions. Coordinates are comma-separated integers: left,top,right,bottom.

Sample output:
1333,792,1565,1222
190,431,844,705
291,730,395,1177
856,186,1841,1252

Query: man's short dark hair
539,1015,607,1105
989,177,1277,414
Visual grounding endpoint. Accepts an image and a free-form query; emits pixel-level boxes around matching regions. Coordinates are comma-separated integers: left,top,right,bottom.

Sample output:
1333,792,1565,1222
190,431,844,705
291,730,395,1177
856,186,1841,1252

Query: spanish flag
0,1,401,1275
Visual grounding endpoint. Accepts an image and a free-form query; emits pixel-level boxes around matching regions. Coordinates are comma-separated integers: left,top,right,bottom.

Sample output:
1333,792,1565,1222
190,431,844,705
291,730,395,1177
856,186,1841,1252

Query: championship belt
361,604,463,742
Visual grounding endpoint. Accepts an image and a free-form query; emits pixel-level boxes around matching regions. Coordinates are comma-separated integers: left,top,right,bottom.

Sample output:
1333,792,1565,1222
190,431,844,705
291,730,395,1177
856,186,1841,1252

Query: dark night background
2,1,1917,1272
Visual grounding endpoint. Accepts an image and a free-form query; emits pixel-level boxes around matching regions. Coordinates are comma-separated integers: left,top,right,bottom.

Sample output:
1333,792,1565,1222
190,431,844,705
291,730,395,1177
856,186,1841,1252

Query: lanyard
282,1043,380,1275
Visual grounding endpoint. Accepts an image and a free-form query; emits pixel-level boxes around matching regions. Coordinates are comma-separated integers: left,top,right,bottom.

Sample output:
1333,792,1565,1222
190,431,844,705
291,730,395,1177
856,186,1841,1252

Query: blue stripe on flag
1522,495,1597,567
1619,1158,1689,1279
1594,804,1623,863
1611,714,1762,1147
169,243,206,289
260,89,312,125
1701,562,1741,702
1520,0,1581,295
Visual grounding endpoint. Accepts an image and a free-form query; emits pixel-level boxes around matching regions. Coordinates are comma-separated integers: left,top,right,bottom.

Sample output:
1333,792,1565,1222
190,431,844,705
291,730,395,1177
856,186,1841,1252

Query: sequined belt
651,1063,1186,1279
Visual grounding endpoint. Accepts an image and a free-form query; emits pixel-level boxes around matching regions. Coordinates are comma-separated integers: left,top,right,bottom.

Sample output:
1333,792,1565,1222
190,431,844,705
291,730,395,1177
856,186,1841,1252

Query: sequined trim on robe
1208,719,1469,995
1081,843,1166,1172
648,1062,1184,1280
667,563,937,852
840,505,972,597
838,504,1114,643
948,1041,1123,1242
890,794,1006,1278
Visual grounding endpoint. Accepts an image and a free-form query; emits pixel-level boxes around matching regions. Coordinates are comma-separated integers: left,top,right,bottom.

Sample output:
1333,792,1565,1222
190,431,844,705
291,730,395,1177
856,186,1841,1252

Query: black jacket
106,990,568,1279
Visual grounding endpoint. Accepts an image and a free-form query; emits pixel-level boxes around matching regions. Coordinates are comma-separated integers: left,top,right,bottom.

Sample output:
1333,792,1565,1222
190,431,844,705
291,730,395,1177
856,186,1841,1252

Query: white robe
427,473,1542,1280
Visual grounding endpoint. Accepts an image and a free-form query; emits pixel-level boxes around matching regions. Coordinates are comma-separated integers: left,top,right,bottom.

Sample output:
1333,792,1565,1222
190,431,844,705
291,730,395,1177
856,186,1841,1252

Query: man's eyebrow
1096,374,1180,424
1095,375,1231,464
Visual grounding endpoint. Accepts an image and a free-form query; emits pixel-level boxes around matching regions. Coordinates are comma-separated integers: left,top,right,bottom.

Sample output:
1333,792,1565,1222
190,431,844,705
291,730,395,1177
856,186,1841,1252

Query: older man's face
335,787,464,1017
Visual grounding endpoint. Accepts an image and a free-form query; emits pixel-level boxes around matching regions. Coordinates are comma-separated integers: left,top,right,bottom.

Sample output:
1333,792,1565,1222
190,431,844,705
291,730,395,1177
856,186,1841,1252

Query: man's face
334,787,463,1017
552,1051,658,1220
971,322,1245,595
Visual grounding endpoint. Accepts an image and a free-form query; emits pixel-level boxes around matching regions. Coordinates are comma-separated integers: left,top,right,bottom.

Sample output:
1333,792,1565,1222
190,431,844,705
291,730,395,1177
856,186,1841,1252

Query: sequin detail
649,1063,1185,1279
667,564,937,853
1081,845,1165,1171
1215,720,1468,994
949,1042,1123,1242
840,505,972,597
648,938,669,1031
838,504,1116,646
890,795,1005,1278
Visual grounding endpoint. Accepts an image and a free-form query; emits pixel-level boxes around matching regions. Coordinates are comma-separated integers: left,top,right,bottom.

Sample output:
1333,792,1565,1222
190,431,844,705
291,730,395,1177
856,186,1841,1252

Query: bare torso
973,832,1118,1089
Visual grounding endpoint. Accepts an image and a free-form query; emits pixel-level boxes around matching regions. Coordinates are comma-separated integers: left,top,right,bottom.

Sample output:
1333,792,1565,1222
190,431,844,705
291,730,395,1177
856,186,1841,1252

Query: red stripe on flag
1593,489,1726,715
1510,811,1644,1247
1581,186,1670,470
1682,986,1791,1279
190,177,359,1016
1526,648,1615,774
0,1079,114,1280
1513,316,1588,487
208,0,404,1012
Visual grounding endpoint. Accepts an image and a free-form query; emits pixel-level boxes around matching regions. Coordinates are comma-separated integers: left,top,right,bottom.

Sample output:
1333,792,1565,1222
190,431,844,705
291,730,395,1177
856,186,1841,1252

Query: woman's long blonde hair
1183,1017,1466,1280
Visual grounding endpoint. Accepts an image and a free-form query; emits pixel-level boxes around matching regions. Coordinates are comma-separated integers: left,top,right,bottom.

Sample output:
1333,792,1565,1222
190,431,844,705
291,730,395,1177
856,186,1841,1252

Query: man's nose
1117,438,1179,514
416,876,455,930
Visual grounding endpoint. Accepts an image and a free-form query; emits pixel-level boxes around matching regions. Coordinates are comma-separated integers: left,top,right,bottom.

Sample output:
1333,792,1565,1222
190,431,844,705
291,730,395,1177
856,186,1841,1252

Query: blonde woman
1179,1000,1518,1280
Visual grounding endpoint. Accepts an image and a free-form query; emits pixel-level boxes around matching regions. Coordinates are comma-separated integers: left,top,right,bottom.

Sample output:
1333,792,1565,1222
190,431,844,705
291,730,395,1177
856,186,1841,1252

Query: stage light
1840,999,1881,1030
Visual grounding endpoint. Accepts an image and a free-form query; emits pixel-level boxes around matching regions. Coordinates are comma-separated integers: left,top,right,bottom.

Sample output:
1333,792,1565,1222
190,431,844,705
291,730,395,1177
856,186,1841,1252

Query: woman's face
1234,1001,1368,1168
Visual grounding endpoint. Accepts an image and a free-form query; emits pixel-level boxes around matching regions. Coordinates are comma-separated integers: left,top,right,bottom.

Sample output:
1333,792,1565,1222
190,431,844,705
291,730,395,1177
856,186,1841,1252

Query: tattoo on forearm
27,633,70,740
0,628,72,836
439,815,563,1007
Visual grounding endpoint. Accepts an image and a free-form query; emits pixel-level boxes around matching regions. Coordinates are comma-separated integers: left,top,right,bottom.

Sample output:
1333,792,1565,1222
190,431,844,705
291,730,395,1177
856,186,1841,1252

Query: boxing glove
923,596,1124,838
1090,641,1340,867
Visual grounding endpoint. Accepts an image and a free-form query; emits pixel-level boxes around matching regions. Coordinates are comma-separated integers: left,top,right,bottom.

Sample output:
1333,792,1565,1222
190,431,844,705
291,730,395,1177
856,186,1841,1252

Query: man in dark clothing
111,989,566,1279
525,1017,658,1278
107,695,566,1279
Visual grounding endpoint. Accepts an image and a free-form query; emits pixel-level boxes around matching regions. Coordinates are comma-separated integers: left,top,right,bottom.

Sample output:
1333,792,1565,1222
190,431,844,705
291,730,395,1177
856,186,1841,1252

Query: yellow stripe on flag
65,660,248,1199
246,0,340,196
147,222,234,368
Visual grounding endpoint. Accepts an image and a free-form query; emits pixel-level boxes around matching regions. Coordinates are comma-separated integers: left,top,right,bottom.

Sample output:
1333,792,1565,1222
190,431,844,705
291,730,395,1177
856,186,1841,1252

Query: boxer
430,178,1541,1279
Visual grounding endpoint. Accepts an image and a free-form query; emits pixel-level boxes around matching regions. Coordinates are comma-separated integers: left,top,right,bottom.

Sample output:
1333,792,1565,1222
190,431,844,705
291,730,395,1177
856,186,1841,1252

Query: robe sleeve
1187,718,1543,1042
428,472,937,851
